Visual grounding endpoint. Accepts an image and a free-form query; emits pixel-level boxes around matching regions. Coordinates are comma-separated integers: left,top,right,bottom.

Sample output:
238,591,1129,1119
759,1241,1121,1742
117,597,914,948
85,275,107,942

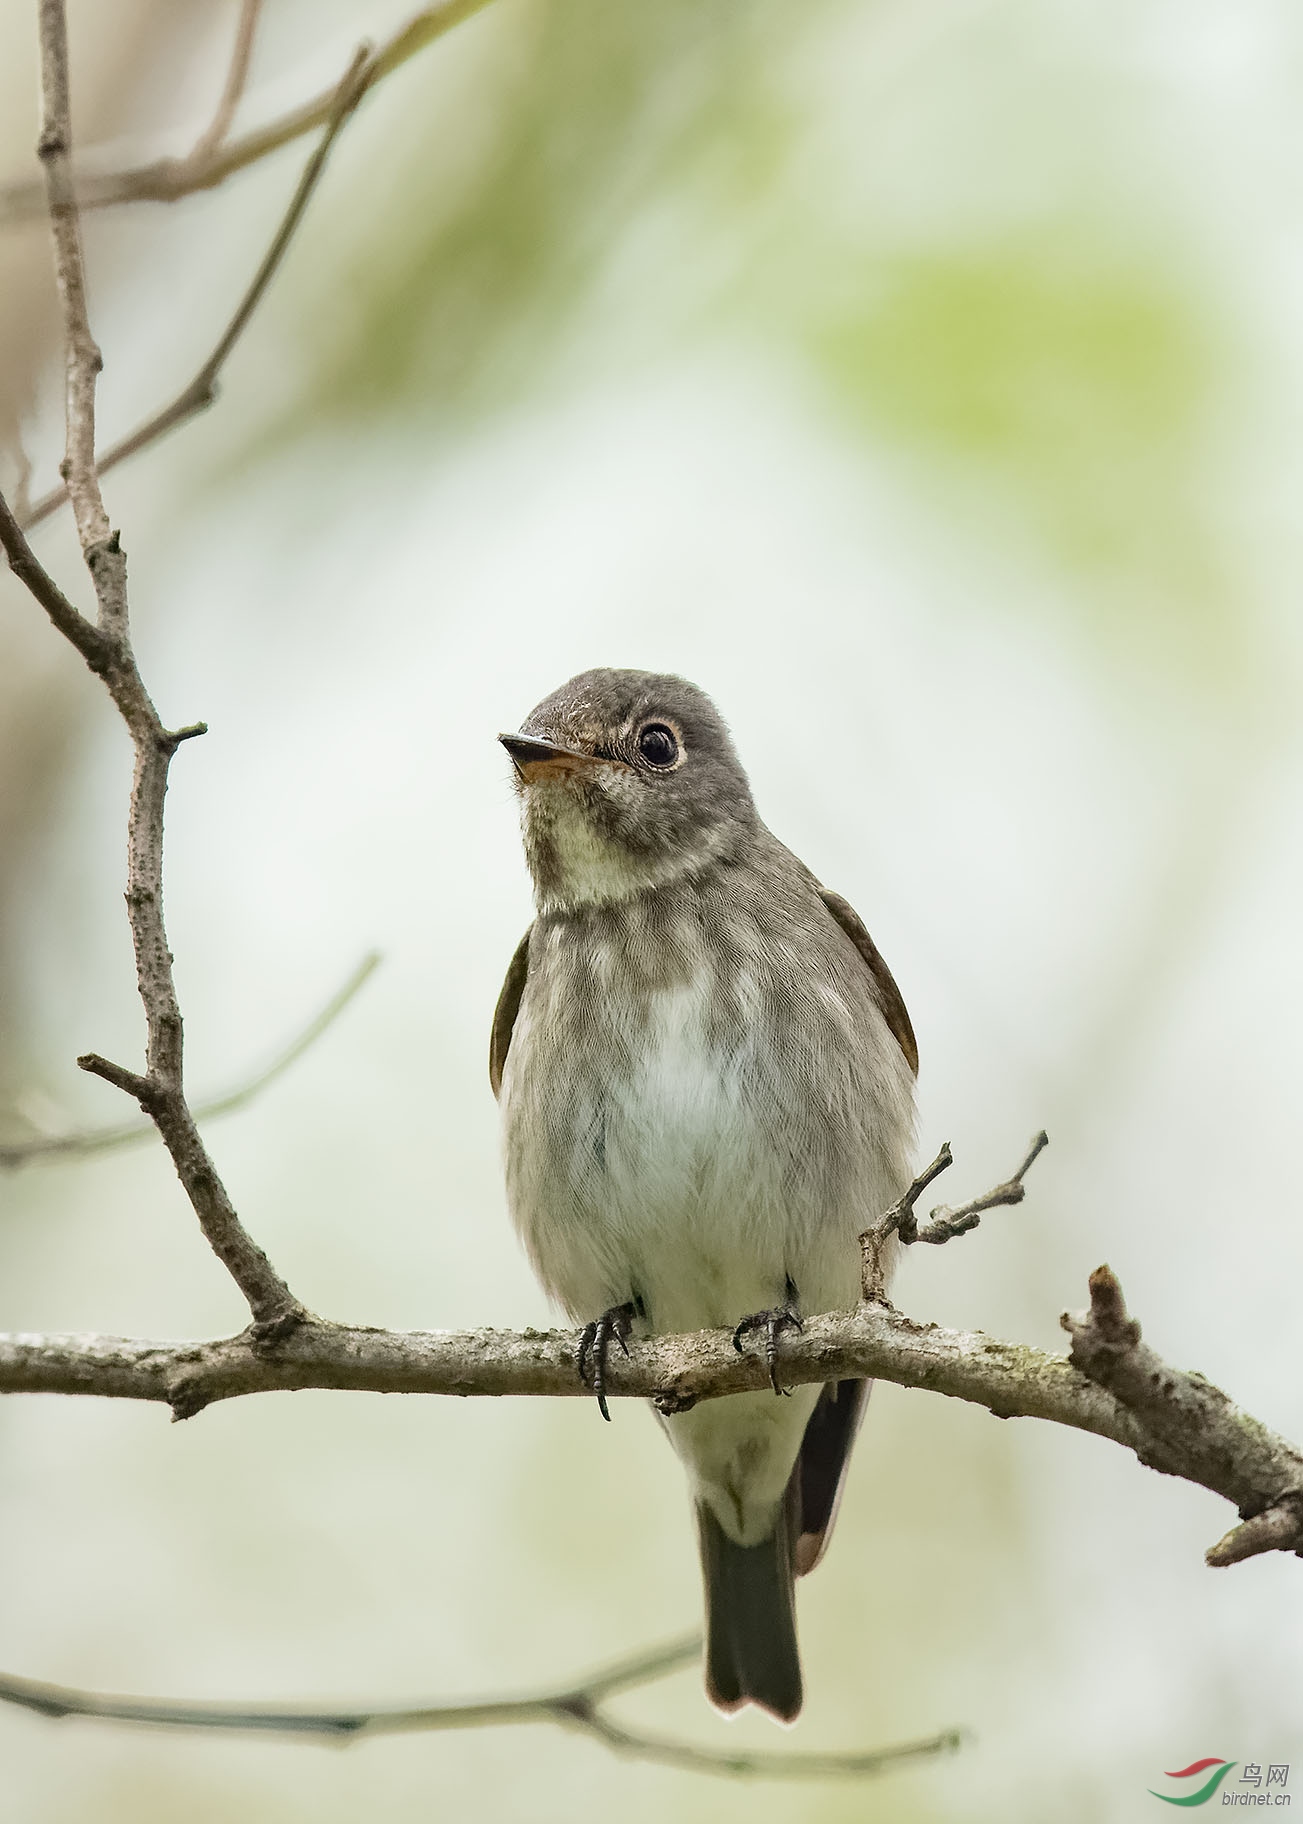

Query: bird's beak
499,732,612,784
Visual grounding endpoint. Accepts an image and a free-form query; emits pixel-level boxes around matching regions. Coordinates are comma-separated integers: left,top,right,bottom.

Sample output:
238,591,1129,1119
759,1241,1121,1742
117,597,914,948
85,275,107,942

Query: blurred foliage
269,0,1258,688
809,226,1237,675
815,234,1208,497
301,0,814,418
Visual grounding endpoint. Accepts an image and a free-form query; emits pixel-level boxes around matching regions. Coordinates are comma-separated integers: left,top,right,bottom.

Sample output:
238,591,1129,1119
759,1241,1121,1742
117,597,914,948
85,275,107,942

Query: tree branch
20,42,375,531
0,0,497,228
186,0,263,171
858,1132,1047,1303
0,1632,961,1779
0,952,380,1168
0,488,110,670
19,1,305,1337
1062,1266,1303,1568
859,1140,953,1301
37,0,114,584
915,1128,1049,1244
3,1267,1302,1576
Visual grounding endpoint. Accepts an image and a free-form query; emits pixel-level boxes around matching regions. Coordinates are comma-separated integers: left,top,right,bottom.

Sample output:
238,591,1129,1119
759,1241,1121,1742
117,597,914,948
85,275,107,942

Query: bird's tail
696,1490,802,1722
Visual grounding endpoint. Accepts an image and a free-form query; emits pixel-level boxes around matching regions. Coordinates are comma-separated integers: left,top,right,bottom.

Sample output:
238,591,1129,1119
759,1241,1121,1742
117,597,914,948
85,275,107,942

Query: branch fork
0,1,498,229
17,40,376,531
858,1131,1049,1303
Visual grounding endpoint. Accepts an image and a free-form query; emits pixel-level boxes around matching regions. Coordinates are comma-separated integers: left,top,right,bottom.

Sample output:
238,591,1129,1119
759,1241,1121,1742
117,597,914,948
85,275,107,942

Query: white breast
498,883,915,1547
502,959,881,1336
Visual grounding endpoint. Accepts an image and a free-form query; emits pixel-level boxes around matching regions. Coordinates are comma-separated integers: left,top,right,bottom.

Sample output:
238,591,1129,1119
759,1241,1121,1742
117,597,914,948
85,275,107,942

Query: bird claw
575,1302,636,1421
732,1301,804,1396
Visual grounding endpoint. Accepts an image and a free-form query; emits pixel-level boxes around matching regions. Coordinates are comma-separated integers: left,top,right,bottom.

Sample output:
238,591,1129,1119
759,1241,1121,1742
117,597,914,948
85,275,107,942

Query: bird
491,668,917,1722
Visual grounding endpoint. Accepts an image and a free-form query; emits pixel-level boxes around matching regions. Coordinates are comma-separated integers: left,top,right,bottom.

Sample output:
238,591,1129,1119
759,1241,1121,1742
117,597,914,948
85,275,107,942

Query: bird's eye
637,723,679,769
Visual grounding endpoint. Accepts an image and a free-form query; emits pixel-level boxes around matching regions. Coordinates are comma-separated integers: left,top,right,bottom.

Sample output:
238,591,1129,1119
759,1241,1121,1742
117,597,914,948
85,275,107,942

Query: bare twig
0,489,110,671
859,1141,952,1302
0,953,380,1169
21,43,373,530
1062,1266,1303,1568
22,1,304,1337
0,1633,961,1779
916,1129,1049,1245
859,1134,1047,1302
186,0,263,170
4,1265,1303,1576
37,0,115,587
0,0,497,227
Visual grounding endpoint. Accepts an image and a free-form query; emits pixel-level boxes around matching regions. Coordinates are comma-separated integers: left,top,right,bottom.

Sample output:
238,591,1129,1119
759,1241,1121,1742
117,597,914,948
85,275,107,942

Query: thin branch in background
186,0,263,170
0,489,109,671
0,1632,963,1780
21,42,374,531
0,0,497,227
36,0,116,590
16,0,306,1337
0,952,381,1169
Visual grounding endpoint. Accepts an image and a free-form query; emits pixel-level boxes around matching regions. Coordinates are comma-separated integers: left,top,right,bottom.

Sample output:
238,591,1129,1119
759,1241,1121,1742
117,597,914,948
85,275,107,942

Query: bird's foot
732,1287,803,1396
575,1302,637,1422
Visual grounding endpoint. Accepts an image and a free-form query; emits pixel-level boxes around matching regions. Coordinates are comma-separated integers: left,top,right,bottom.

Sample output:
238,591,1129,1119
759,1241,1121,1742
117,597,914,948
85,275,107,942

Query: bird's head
500,668,756,912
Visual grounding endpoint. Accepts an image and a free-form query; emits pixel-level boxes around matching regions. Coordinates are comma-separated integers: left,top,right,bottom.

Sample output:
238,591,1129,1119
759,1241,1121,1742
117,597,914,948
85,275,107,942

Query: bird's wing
489,927,532,1100
818,887,918,1076
793,1379,872,1577
792,892,915,1576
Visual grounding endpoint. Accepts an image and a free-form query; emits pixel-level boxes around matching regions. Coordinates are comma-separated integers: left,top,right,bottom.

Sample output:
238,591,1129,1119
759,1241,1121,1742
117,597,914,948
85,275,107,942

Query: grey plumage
492,669,916,1721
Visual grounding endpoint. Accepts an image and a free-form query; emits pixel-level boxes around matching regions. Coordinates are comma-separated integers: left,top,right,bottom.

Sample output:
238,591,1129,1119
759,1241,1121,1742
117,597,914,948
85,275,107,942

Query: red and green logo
1149,1759,1237,1806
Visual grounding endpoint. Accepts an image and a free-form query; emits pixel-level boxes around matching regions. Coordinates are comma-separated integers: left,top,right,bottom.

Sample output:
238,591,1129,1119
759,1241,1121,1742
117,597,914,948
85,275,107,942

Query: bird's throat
521,781,733,914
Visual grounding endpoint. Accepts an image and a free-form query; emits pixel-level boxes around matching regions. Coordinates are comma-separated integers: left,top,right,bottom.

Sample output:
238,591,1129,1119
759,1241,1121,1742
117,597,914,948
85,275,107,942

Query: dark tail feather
697,1495,802,1722
794,1378,871,1576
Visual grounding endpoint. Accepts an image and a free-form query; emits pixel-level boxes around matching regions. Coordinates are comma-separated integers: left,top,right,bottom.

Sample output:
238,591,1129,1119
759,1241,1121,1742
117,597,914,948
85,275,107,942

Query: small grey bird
492,669,916,1722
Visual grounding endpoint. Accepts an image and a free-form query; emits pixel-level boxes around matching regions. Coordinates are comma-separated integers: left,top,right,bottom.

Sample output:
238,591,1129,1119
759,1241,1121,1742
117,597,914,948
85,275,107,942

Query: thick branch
0,1305,1145,1425
0,0,497,227
1062,1266,1303,1568
0,1632,960,1780
4,1270,1302,1575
